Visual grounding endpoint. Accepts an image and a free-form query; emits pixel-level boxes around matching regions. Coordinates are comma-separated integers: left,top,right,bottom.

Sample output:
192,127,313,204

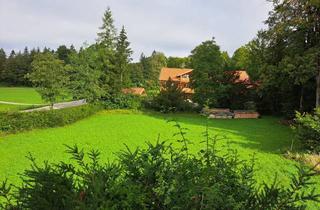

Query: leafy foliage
145,78,192,113
246,0,320,115
190,38,225,107
167,56,191,68
0,126,319,209
128,62,144,87
293,108,320,153
0,104,102,133
217,72,256,110
28,52,69,106
103,93,142,110
68,45,104,102
56,45,76,64
140,51,167,89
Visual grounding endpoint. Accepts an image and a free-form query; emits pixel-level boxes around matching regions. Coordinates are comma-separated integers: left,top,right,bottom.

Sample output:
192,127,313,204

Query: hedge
0,104,103,133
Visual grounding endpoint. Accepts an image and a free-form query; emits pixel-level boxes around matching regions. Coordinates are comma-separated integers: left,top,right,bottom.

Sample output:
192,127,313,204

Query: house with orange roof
159,68,194,95
159,68,255,96
227,70,250,83
227,70,258,88
122,87,146,96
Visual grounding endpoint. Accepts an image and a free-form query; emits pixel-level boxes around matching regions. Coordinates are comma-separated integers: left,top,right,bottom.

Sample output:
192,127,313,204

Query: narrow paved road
0,99,87,112
21,99,87,112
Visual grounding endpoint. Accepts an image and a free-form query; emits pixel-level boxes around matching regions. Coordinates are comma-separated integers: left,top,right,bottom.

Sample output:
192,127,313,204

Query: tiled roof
122,87,146,96
159,68,193,82
228,70,251,83
182,88,195,94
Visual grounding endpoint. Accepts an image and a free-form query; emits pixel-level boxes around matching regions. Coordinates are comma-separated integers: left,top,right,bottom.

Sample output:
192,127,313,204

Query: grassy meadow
0,110,305,182
0,87,44,104
0,110,319,208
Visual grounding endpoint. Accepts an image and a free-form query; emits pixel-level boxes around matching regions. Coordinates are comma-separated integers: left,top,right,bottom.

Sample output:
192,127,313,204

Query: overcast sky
0,0,272,60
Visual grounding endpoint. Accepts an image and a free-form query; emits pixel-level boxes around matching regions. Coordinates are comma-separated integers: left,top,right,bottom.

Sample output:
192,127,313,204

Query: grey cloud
0,0,272,60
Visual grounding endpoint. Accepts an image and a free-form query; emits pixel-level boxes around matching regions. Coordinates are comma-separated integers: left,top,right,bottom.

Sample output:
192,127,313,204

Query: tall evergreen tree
140,53,149,80
56,45,72,64
97,7,117,49
3,50,16,84
115,26,133,89
96,7,118,96
0,48,6,81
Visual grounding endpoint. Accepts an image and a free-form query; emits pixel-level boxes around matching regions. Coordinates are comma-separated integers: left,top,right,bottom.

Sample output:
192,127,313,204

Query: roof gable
228,70,250,83
122,87,146,95
159,68,193,81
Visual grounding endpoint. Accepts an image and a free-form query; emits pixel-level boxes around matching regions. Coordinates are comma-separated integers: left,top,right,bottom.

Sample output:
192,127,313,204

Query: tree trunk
299,86,304,112
316,9,320,108
316,66,320,108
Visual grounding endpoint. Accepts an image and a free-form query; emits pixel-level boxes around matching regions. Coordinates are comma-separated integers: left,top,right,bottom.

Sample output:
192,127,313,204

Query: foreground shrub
293,108,320,153
1,127,319,209
0,104,103,133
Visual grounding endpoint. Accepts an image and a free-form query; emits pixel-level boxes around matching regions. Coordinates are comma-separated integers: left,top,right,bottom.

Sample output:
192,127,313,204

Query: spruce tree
0,48,6,81
96,7,118,96
97,7,117,49
115,26,132,89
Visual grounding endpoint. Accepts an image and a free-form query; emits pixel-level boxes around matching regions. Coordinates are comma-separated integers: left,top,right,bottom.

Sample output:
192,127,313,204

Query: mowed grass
0,104,30,112
0,110,319,208
0,87,44,104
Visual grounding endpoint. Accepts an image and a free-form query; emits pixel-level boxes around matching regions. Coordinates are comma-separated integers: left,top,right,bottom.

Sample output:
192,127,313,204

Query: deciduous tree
28,52,69,107
190,38,224,107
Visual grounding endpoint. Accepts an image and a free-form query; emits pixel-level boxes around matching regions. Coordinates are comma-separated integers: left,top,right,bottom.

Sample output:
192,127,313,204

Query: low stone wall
203,108,260,119
202,108,230,115
233,111,260,119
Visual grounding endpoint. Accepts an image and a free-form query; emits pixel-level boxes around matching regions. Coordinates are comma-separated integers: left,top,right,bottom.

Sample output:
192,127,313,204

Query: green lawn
0,110,319,208
0,104,30,112
0,87,44,104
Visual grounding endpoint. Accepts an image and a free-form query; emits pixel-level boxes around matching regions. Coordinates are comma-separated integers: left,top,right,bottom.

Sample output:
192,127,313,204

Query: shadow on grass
141,111,295,154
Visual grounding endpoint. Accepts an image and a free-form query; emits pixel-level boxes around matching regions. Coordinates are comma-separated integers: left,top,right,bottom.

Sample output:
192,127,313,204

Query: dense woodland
0,0,320,117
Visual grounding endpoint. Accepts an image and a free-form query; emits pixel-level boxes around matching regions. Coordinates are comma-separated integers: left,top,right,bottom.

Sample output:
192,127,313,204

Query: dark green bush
0,104,103,133
103,93,142,110
145,79,197,113
1,126,319,209
293,108,320,153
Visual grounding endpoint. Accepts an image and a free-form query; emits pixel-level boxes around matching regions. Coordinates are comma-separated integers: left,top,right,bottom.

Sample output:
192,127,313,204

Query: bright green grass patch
0,104,30,112
0,87,43,104
0,111,319,208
